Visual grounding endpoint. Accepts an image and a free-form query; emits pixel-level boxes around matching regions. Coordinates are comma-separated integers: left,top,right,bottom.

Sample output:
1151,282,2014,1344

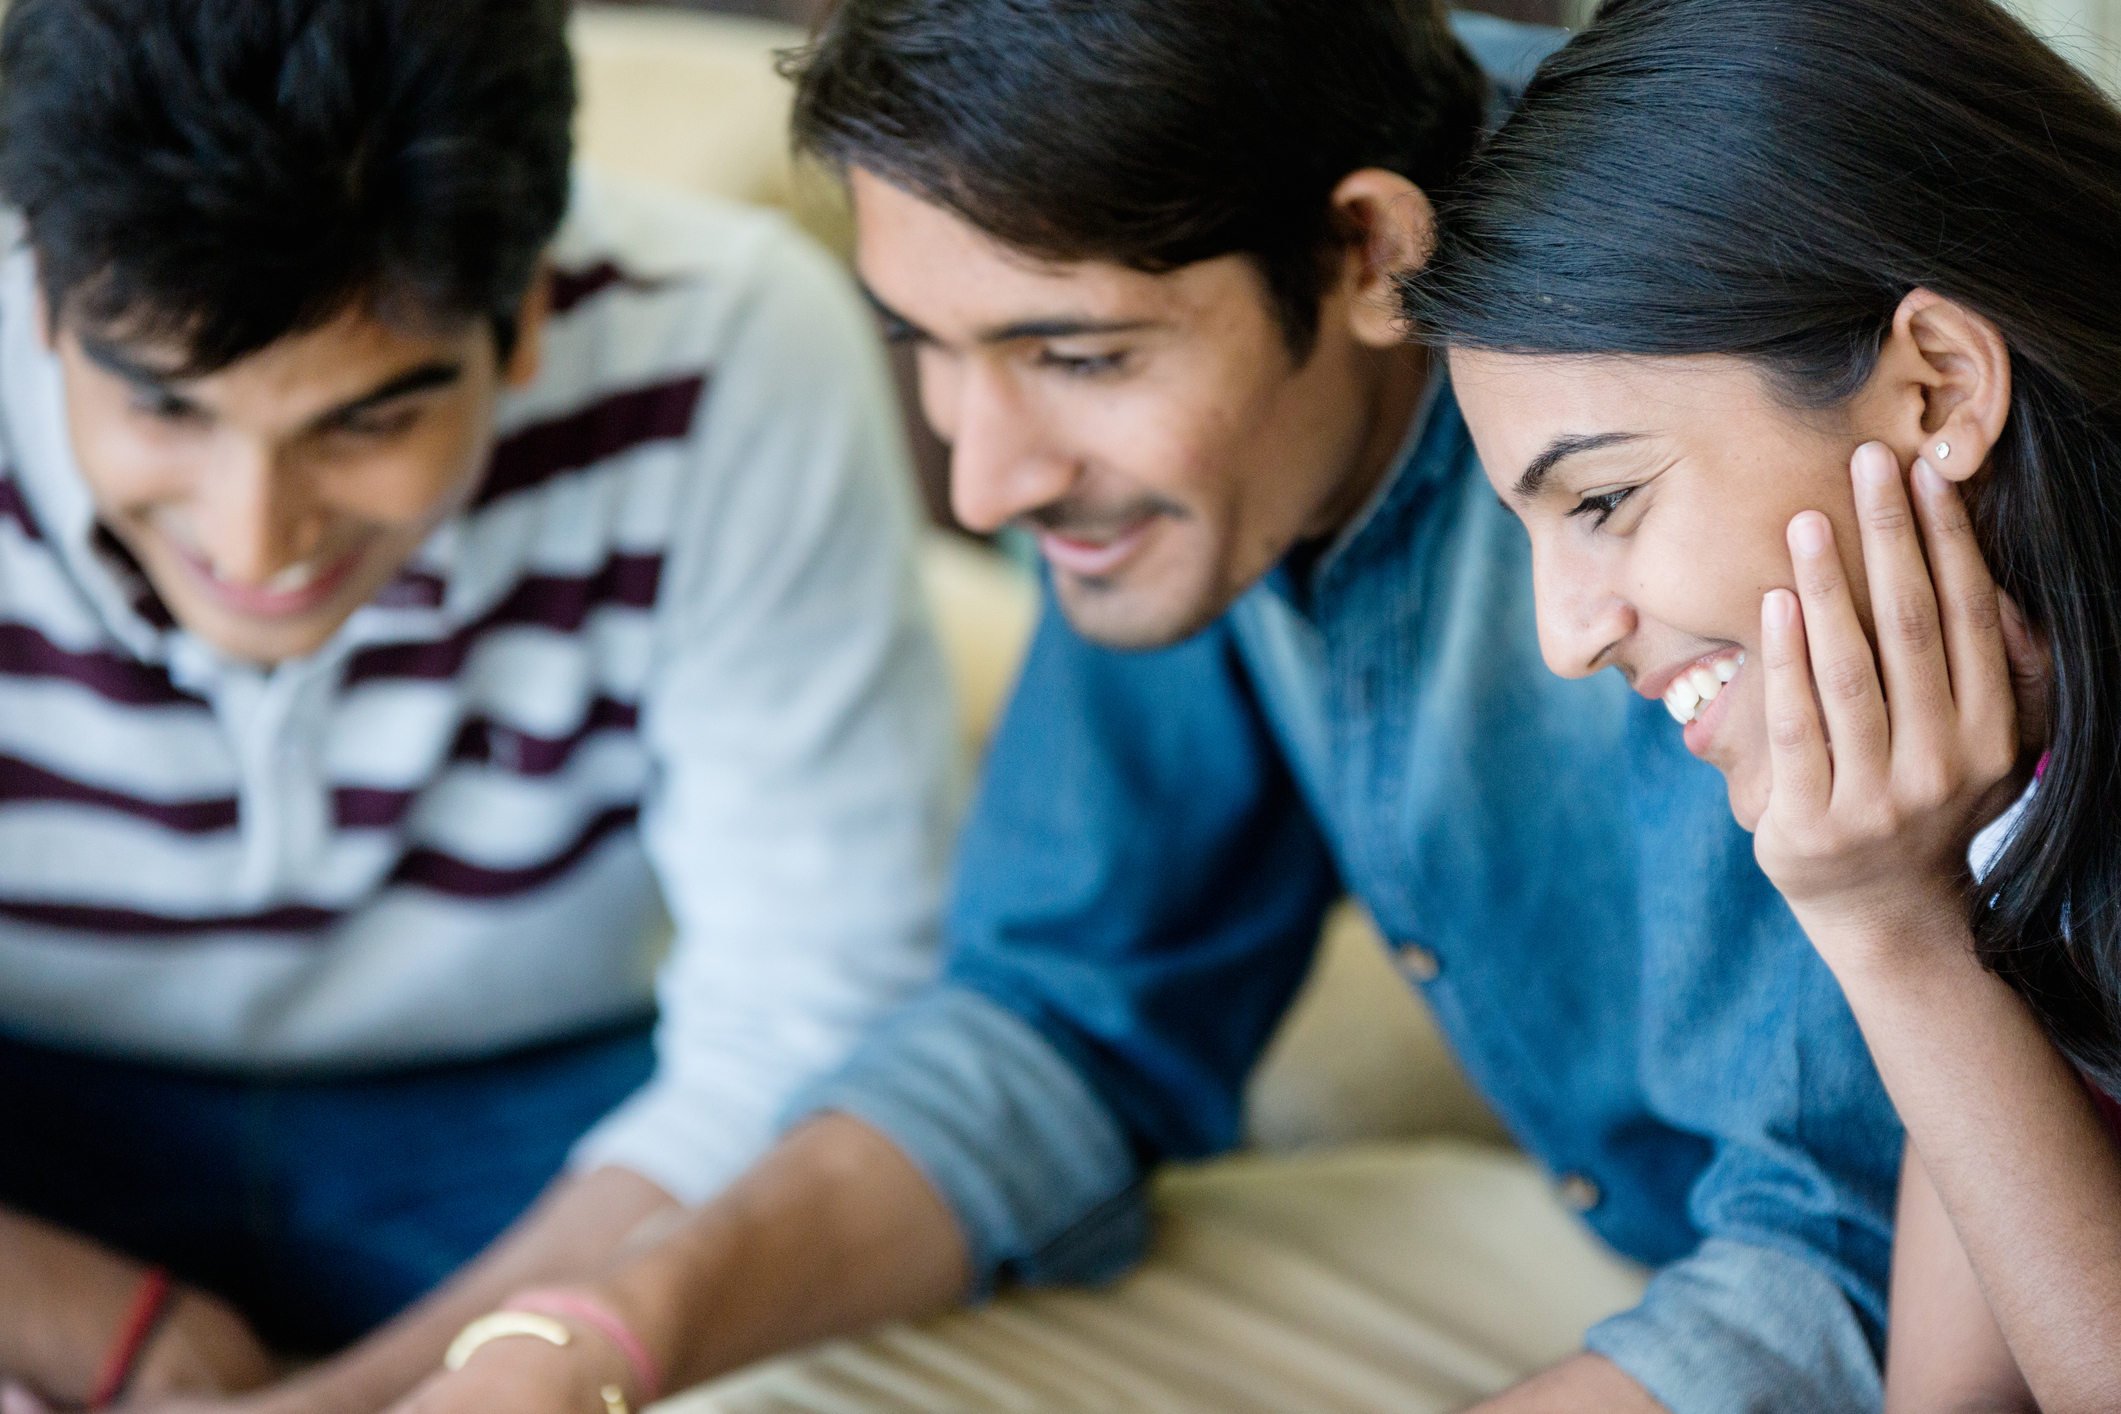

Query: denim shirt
792,377,1903,1412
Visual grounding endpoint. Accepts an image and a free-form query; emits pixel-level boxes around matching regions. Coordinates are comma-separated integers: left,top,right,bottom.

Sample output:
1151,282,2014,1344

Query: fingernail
1913,456,1947,497
1853,442,1895,487
1790,512,1830,557
1764,589,1796,629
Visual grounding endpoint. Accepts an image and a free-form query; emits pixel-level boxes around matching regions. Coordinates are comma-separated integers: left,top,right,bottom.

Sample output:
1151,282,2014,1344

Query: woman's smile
1448,349,1897,831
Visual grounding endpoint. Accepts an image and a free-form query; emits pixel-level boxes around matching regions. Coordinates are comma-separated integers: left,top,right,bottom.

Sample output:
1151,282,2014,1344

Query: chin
1724,769,1770,834
184,613,343,665
1051,568,1224,652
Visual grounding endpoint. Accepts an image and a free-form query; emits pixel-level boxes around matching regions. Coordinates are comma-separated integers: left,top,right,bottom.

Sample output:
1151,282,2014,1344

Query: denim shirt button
1557,1173,1602,1213
1395,942,1441,984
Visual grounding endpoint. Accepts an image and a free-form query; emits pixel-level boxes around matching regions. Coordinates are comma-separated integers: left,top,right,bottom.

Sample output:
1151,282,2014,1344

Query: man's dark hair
0,0,576,374
1404,0,2121,1096
787,0,1487,360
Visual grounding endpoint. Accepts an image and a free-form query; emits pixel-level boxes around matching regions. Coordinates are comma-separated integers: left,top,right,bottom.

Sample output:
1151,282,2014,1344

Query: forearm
587,1113,969,1394
0,1208,273,1406
1471,1355,1666,1413
1831,913,2121,1412
261,1167,678,1414
0,1207,159,1398
1883,1150,2035,1414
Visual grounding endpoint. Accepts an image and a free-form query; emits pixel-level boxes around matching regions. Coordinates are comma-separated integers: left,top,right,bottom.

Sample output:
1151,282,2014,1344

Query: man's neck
1304,342,1433,545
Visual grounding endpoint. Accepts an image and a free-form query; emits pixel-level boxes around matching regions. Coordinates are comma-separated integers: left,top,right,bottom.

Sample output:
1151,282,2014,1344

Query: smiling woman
1404,0,2121,1100
1401,0,2121,1407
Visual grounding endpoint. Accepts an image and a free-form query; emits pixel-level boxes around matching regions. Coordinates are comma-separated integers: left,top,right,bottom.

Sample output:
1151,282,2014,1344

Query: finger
1788,509,1890,799
1997,590,2051,758
1909,455,2015,752
386,1370,451,1414
1849,443,1953,765
1762,588,1834,822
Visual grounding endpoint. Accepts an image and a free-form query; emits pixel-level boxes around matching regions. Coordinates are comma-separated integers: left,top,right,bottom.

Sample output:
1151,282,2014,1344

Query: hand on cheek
1751,442,2027,981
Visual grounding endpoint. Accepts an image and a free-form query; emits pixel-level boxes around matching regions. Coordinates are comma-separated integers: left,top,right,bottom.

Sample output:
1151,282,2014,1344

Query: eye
1567,486,1635,529
1036,349,1128,377
332,407,422,439
132,392,206,425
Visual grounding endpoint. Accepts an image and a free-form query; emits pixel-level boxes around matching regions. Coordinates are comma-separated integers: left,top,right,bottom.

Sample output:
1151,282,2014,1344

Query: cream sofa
571,11,1643,1410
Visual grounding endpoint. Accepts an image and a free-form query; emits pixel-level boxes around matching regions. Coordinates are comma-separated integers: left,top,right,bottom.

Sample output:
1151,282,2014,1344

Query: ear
503,261,553,389
1328,168,1435,349
30,277,53,353
1872,288,2012,483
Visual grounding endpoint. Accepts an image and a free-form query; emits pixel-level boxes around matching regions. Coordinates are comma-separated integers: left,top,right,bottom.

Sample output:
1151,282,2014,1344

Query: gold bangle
443,1310,573,1371
599,1384,631,1414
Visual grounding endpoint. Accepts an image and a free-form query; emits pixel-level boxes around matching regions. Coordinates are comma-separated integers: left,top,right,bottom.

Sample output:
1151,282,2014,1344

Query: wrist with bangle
445,1287,662,1414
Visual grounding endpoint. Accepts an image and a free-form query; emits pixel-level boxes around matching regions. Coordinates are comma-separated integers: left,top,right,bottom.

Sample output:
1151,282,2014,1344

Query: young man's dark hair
786,0,1487,358
0,0,575,375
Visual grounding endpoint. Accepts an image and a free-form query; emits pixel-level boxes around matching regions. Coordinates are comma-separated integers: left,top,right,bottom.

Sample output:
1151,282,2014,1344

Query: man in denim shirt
401,5,1901,1413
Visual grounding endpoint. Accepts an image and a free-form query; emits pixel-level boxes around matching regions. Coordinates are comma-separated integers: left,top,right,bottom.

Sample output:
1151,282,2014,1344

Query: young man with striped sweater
0,0,954,1409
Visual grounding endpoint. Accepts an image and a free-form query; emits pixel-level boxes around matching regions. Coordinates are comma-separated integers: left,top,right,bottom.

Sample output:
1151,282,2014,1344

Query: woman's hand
1752,440,2039,979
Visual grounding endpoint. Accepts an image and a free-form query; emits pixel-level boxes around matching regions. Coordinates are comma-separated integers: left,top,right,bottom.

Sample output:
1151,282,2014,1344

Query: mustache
1021,496,1184,541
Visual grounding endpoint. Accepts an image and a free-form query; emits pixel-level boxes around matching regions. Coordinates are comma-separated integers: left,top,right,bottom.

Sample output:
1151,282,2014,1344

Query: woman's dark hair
1402,0,2121,1092
786,0,1488,360
0,0,577,374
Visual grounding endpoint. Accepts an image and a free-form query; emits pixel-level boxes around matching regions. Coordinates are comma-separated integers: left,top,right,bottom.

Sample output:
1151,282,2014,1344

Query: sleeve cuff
780,985,1150,1296
1585,1237,1883,1414
568,1075,777,1208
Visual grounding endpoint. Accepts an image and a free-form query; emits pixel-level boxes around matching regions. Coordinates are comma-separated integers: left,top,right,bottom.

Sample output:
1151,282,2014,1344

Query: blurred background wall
591,0,2119,93
2004,0,2121,91
594,0,1596,32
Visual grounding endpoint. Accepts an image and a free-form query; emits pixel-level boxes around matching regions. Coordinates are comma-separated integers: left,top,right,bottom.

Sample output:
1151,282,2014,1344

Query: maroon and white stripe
0,178,953,1207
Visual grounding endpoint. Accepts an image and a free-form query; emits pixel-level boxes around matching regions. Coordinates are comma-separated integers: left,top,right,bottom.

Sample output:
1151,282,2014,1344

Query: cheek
1075,377,1235,514
64,403,198,513
322,409,494,527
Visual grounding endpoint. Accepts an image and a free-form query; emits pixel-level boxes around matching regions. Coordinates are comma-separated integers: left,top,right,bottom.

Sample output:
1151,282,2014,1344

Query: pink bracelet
506,1289,663,1403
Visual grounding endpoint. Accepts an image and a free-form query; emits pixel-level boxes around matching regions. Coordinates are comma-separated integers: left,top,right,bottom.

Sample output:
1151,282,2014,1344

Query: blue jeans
0,1023,655,1352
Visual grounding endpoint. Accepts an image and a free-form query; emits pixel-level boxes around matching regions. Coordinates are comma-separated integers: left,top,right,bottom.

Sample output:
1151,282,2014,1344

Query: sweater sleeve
569,218,960,1203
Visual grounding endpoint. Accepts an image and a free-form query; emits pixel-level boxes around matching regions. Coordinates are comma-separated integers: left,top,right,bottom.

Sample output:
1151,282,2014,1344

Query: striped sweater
0,172,958,1202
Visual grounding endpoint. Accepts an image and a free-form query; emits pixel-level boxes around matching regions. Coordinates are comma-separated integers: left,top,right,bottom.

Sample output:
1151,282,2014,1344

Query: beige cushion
915,534,1037,762
572,7,851,256
665,1142,1646,1413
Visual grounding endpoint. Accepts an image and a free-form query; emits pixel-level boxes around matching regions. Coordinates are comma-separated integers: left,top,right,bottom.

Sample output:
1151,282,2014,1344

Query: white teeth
264,560,321,592
1666,678,1702,722
1663,652,1745,727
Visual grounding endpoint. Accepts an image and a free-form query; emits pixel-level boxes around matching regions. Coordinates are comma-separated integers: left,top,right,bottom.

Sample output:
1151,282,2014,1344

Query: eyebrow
314,363,465,428
859,284,1156,347
1512,431,1648,499
78,336,185,392
79,336,464,431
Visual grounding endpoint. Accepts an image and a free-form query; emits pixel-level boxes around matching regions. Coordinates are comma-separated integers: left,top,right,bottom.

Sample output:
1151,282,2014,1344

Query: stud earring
1935,441,1952,461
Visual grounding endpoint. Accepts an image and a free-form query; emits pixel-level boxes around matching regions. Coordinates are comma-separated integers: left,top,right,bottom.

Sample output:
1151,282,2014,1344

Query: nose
194,440,324,586
1531,535,1635,680
931,360,1077,535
